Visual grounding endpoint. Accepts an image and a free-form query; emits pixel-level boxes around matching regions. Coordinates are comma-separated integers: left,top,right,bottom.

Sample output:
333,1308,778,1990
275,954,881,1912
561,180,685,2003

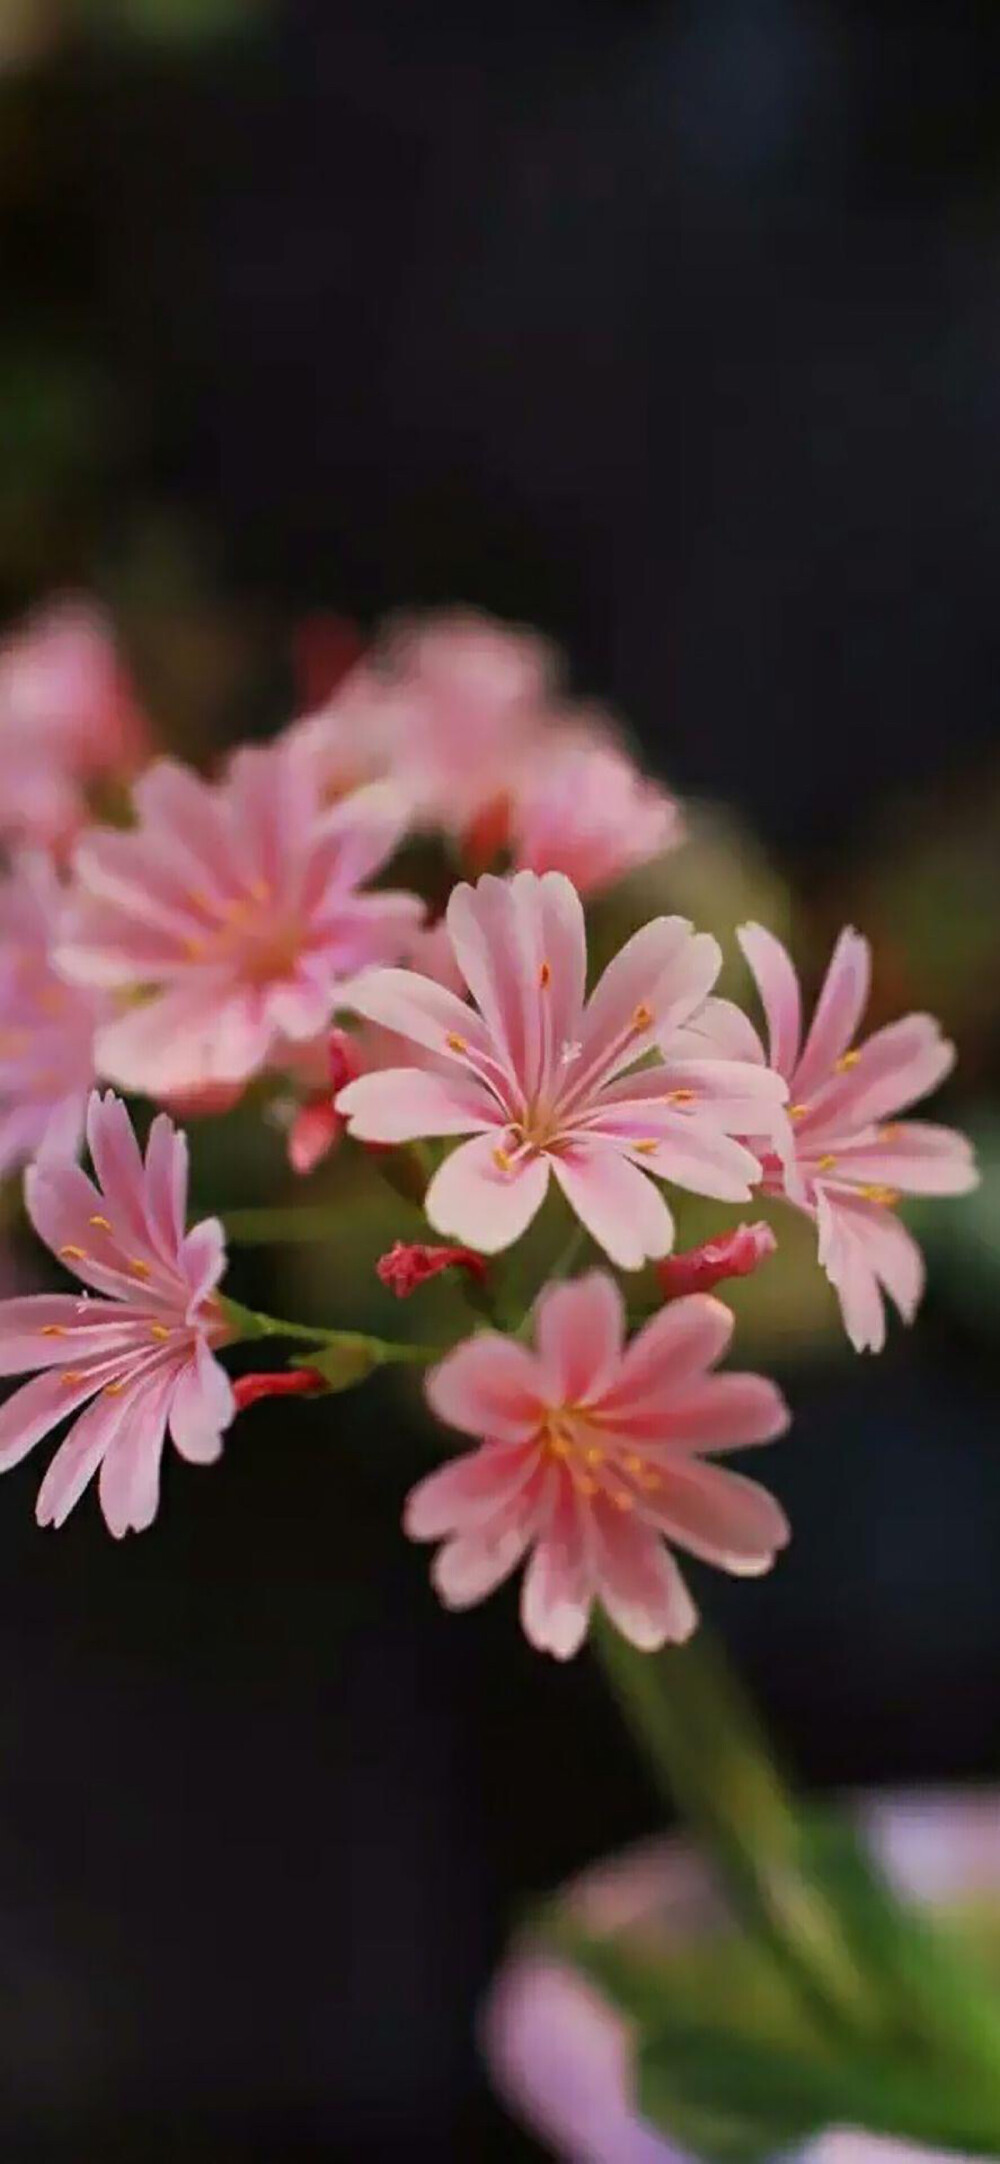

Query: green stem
592,1617,887,2044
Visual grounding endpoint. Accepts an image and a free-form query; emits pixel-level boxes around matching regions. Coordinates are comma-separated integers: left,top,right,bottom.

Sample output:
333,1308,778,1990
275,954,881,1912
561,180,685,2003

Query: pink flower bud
233,1368,325,1411
376,1240,488,1298
288,1097,343,1176
656,1221,777,1299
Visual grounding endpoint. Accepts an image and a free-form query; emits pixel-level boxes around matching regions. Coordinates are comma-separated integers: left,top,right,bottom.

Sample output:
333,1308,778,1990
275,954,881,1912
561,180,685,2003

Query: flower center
538,1407,661,1509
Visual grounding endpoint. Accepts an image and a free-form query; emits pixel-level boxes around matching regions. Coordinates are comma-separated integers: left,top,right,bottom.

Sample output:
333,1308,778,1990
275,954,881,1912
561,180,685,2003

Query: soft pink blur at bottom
482,1793,1000,2164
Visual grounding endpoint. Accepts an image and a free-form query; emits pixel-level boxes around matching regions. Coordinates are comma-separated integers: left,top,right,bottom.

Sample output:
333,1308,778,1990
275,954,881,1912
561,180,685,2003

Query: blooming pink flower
656,1220,776,1299
406,1271,790,1657
727,923,978,1352
511,736,682,894
0,599,150,852
57,743,423,1101
0,1092,235,1534
0,853,105,1178
338,872,787,1268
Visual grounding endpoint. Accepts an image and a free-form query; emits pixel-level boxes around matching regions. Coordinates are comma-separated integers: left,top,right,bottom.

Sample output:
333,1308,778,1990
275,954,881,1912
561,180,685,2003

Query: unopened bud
656,1221,776,1300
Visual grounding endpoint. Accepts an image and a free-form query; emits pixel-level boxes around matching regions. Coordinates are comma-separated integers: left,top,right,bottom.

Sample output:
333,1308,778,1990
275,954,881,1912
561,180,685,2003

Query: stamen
59,1245,88,1262
183,937,207,960
880,1123,901,1141
548,1431,572,1459
573,1471,599,1498
789,1103,809,1120
61,1371,85,1387
835,1049,861,1073
631,1002,653,1032
539,959,551,988
609,1488,634,1512
633,1138,659,1156
104,1380,126,1396
149,1323,172,1341
89,1214,113,1231
492,1145,513,1173
584,1445,604,1467
664,1088,696,1106
128,1258,152,1279
817,1153,838,1171
40,1324,66,1338
624,1454,644,1475
445,1032,467,1053
859,1184,900,1207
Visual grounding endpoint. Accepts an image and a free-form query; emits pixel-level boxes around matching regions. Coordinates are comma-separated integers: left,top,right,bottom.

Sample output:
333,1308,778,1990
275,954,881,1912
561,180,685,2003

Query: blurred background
0,2,998,2156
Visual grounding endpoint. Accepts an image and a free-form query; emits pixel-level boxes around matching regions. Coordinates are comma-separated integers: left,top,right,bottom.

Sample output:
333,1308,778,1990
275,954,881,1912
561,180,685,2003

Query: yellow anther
624,1454,644,1475
40,1324,66,1338
633,1138,659,1156
584,1445,605,1467
89,1215,113,1231
59,1245,88,1262
574,1472,599,1499
539,959,551,988
859,1184,900,1207
835,1048,861,1073
880,1123,901,1141
789,1103,809,1120
445,1032,467,1053
610,1488,634,1512
104,1380,126,1396
631,1002,653,1032
61,1371,85,1387
128,1258,152,1279
492,1145,512,1173
817,1153,838,1171
665,1087,696,1106
548,1432,572,1459
149,1323,172,1342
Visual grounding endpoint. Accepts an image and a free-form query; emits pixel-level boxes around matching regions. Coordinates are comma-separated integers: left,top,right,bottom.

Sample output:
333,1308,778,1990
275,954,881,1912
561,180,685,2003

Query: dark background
0,4,998,2157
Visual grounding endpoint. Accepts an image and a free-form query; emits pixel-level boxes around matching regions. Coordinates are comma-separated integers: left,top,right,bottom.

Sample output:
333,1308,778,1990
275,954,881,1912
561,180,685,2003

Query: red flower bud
329,1028,362,1100
233,1368,326,1410
656,1221,776,1300
376,1240,488,1298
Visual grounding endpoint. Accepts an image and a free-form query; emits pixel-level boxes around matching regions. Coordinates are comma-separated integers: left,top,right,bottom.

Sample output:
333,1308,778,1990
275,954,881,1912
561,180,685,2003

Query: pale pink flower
722,923,978,1352
0,853,105,1178
511,736,683,894
337,871,787,1269
0,1092,235,1535
406,1271,790,1657
0,599,150,852
57,743,423,1101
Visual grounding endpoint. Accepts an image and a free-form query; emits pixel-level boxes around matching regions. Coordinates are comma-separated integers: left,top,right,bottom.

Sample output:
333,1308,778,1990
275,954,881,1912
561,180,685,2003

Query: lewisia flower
0,599,150,851
0,1092,234,1534
511,736,682,894
732,923,978,1352
0,853,105,1178
57,743,423,1100
406,1272,790,1657
337,871,787,1268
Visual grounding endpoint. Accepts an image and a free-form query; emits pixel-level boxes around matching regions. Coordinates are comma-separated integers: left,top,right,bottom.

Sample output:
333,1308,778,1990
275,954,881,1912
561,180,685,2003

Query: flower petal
815,1188,887,1353
591,1504,698,1649
792,926,871,1101
647,1458,789,1576
520,1482,592,1659
404,1442,539,1539
737,924,802,1078
336,1065,495,1143
426,1333,547,1443
0,1367,100,1473
169,1341,235,1464
533,1272,626,1406
600,1295,734,1415
425,1133,550,1253
805,1015,957,1135
817,1192,925,1328
550,1146,674,1271
342,966,493,1064
98,1365,175,1536
431,1520,533,1609
574,918,721,1094
825,1120,977,1197
35,1383,135,1529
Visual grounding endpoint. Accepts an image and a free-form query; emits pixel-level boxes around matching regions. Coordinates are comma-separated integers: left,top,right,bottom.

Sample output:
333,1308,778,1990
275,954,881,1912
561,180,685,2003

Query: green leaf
637,2022,1000,2163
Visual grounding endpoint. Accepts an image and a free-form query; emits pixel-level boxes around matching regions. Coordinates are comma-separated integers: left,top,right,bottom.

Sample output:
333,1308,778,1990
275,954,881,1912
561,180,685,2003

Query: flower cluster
0,597,978,1658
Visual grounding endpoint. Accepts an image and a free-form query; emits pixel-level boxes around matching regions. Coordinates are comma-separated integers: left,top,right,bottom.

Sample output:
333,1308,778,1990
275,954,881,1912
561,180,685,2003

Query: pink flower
406,1271,790,1657
0,1092,235,1534
338,872,787,1268
0,853,105,1178
656,1220,776,1299
57,743,423,1100
0,599,150,852
730,923,978,1352
511,736,683,894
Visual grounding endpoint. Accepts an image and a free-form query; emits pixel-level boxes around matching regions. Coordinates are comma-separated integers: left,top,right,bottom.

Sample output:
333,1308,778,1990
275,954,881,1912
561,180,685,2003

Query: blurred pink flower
57,745,423,1101
727,923,978,1352
512,736,682,894
407,1272,790,1657
0,599,151,852
339,871,787,1268
0,853,105,1179
0,1092,234,1535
